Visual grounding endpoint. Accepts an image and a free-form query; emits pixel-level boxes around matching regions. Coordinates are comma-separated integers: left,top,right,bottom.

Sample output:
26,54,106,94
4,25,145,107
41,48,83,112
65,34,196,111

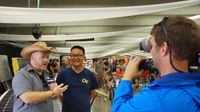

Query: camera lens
139,37,151,53
138,59,147,70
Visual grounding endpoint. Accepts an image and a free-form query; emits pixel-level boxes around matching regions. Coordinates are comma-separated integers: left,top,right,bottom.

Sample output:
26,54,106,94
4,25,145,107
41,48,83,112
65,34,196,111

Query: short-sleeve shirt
94,63,104,78
12,64,54,112
56,67,98,112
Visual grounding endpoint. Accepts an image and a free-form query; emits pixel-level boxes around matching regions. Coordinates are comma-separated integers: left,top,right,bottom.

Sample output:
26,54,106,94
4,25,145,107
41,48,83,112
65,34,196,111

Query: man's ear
161,42,169,56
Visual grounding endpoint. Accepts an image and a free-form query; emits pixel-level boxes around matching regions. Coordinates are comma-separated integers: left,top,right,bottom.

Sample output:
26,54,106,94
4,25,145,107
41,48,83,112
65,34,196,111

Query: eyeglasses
70,54,84,58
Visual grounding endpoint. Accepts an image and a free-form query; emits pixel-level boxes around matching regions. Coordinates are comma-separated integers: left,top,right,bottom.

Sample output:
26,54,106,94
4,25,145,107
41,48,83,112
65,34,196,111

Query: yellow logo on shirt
82,78,88,84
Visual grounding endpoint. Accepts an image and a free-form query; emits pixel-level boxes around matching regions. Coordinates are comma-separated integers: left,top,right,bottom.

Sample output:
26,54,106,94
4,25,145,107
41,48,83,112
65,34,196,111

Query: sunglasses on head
159,16,169,38
139,16,169,53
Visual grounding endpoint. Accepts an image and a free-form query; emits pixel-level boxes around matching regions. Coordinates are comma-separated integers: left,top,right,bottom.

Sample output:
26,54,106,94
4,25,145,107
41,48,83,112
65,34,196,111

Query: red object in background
142,70,149,78
113,71,124,79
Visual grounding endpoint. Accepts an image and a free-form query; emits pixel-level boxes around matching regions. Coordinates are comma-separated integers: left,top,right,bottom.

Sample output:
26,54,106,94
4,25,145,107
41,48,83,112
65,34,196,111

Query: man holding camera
112,16,200,112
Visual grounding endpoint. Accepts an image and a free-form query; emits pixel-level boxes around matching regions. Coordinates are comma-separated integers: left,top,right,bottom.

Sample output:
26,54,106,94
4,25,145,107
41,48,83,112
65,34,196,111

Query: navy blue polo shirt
56,67,98,112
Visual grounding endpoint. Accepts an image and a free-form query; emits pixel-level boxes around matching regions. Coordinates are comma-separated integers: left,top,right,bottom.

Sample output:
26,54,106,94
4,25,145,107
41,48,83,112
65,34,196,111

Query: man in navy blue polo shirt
112,16,200,112
56,45,98,112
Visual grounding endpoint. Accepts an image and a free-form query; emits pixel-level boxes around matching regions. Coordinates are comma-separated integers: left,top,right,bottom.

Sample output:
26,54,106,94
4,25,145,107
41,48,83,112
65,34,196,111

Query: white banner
0,0,199,23
0,27,150,41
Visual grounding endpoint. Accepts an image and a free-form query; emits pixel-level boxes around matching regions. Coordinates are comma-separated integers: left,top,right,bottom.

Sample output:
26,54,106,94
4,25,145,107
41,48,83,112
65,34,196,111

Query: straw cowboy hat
21,41,57,58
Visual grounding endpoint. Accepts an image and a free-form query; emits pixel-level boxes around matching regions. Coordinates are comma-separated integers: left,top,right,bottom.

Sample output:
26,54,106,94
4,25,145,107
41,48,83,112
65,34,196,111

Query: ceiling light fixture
32,24,42,39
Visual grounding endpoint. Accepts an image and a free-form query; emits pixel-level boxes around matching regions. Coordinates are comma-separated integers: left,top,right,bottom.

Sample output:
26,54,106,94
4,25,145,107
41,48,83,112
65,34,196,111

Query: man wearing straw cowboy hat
12,41,68,112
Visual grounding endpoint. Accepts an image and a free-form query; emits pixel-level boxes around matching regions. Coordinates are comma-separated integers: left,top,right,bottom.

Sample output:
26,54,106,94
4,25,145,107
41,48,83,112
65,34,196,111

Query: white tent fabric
0,0,199,23
0,27,150,41
0,15,199,41
1,14,200,41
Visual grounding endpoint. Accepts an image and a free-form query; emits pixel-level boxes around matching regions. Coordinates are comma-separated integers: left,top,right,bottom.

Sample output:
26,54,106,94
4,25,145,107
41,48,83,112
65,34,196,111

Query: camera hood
139,37,151,53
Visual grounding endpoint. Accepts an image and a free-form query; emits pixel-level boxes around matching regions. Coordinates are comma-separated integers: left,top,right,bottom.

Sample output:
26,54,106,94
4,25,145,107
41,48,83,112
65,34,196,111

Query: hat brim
21,45,56,58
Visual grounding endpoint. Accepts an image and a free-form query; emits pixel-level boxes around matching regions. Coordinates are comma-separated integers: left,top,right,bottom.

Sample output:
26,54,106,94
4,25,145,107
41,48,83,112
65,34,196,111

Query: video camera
138,58,153,70
139,37,151,53
189,52,200,72
138,37,154,71
139,37,200,72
